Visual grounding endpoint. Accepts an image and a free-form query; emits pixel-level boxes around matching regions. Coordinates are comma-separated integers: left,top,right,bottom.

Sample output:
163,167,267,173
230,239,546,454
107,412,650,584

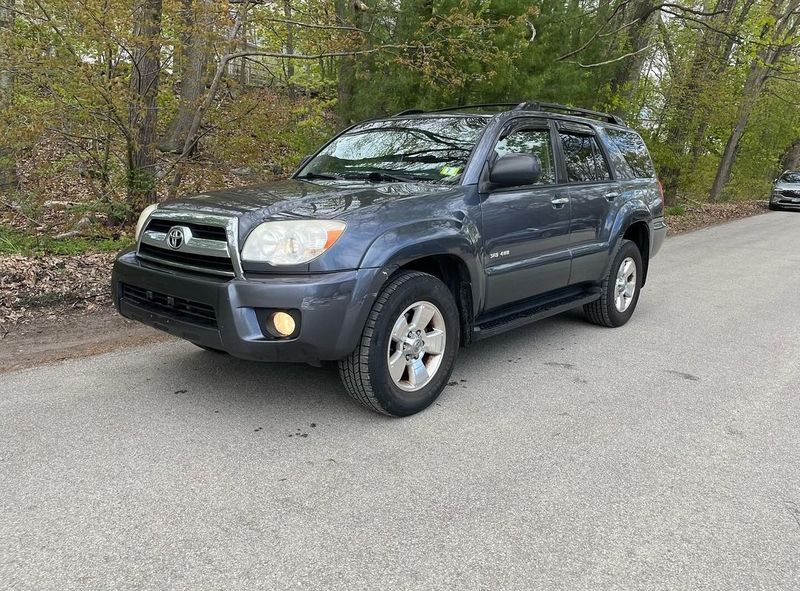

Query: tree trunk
238,9,248,86
168,3,250,197
656,0,753,201
0,0,18,191
783,139,800,171
687,0,755,161
284,0,295,82
0,0,11,93
161,0,213,153
609,0,657,101
709,0,799,201
334,0,355,125
127,0,163,210
707,72,763,201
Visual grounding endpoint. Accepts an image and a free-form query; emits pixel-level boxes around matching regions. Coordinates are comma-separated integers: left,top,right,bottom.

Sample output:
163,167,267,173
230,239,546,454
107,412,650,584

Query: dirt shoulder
0,200,771,373
0,306,171,374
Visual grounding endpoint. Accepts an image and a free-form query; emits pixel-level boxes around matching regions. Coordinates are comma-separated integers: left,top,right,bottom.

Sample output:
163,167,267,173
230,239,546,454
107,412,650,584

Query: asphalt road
2,212,800,590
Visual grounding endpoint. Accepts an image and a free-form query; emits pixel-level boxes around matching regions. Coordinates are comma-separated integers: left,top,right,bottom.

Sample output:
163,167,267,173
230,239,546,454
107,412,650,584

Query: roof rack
514,101,626,126
392,101,626,126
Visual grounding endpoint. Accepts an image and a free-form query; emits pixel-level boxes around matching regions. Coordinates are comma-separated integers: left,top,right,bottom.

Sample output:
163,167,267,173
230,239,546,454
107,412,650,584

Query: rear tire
338,271,460,416
584,239,643,328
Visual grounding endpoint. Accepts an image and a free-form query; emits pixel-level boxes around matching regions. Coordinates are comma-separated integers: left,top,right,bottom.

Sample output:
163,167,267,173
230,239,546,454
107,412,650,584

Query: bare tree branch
258,16,365,32
558,2,725,62
577,44,655,68
224,44,417,62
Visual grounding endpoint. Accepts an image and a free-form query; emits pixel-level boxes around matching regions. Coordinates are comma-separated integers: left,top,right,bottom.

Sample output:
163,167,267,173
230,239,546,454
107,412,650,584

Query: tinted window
559,133,611,182
605,129,656,178
494,128,556,185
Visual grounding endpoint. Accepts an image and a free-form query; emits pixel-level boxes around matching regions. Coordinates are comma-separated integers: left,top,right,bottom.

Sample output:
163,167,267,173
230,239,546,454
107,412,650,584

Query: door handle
551,196,569,208
605,191,621,201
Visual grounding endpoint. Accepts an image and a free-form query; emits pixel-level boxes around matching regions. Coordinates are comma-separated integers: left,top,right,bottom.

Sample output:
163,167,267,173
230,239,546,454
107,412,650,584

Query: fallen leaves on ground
666,201,768,235
0,252,115,329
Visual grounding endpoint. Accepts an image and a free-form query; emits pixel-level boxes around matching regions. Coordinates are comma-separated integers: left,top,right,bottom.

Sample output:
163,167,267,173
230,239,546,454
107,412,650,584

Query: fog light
271,311,296,337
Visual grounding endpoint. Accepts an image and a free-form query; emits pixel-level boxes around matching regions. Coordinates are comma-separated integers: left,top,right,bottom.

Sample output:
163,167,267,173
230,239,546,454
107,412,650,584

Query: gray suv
112,102,667,416
770,171,800,210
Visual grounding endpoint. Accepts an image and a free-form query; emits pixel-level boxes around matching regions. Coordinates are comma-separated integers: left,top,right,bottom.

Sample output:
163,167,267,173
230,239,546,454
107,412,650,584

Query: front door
481,120,572,311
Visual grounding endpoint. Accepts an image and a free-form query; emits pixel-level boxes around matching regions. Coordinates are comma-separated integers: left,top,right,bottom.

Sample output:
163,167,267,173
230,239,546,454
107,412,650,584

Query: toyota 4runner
113,101,667,416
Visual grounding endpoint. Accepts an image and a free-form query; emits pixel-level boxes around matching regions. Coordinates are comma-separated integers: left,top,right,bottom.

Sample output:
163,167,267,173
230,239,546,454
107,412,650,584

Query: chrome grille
145,218,227,241
138,243,236,275
136,211,241,278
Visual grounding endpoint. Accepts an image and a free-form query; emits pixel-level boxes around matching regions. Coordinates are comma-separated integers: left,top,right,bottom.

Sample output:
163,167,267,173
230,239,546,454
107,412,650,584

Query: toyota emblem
167,226,186,249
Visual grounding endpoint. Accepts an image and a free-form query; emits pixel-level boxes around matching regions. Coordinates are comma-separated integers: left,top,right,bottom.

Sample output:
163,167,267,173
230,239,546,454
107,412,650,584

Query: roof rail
392,104,519,117
429,103,523,113
515,101,626,126
391,101,626,126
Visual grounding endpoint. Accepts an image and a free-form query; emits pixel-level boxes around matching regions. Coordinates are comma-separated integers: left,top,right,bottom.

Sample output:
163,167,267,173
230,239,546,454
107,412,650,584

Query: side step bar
472,289,600,341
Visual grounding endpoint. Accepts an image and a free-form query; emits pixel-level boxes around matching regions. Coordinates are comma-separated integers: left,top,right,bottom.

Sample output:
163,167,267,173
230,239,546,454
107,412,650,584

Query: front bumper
772,193,800,208
112,250,388,363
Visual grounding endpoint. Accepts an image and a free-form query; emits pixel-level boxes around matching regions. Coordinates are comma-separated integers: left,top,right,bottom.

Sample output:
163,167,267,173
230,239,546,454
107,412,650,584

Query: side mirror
489,153,541,188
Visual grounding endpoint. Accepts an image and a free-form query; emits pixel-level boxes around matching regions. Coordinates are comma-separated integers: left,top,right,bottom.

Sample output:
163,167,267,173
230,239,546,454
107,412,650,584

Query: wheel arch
609,201,651,287
393,254,477,346
622,220,650,286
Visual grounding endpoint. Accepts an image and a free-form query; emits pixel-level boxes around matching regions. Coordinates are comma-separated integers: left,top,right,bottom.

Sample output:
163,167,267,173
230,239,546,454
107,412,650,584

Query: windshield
780,171,800,183
298,116,488,183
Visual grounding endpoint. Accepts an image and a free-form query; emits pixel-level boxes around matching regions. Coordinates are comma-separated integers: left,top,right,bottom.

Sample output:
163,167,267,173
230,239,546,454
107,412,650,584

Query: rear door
555,122,620,285
481,119,572,311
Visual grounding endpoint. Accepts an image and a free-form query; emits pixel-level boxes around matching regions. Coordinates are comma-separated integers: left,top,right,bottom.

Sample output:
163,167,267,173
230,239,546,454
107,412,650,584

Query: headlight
241,220,346,265
134,204,158,241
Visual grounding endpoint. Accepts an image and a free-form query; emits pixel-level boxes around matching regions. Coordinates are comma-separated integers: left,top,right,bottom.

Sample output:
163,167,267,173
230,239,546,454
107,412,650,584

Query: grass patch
665,204,687,216
16,291,77,308
0,225,133,256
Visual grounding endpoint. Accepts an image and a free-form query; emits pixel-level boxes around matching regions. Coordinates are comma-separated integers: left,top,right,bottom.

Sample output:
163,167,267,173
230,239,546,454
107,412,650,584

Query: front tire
584,239,643,328
769,202,780,211
338,271,460,416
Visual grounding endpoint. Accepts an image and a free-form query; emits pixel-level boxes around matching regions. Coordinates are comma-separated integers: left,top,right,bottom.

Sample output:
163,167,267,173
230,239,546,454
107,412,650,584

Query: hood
159,178,453,224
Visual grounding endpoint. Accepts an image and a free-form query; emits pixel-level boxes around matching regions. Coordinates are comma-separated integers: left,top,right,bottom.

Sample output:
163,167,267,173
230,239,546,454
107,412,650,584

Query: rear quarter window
605,128,656,179
559,133,611,183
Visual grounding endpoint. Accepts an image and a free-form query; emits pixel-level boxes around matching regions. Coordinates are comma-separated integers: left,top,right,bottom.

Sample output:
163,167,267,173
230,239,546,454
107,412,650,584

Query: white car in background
770,171,800,210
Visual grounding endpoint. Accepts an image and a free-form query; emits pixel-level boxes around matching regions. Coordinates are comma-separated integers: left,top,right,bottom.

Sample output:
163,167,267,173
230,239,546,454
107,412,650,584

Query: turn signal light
325,227,344,249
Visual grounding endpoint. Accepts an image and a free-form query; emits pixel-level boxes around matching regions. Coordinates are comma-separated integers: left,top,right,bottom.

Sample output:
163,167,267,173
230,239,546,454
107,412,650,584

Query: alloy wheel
614,256,637,312
386,300,447,392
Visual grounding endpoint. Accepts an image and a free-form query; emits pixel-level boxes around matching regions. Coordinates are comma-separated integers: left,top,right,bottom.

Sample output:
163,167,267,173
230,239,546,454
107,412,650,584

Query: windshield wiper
298,172,343,180
344,171,428,183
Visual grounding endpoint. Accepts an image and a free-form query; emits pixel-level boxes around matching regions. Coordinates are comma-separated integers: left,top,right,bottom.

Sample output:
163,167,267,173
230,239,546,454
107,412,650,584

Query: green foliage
665,205,686,217
0,224,132,256
206,91,334,177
